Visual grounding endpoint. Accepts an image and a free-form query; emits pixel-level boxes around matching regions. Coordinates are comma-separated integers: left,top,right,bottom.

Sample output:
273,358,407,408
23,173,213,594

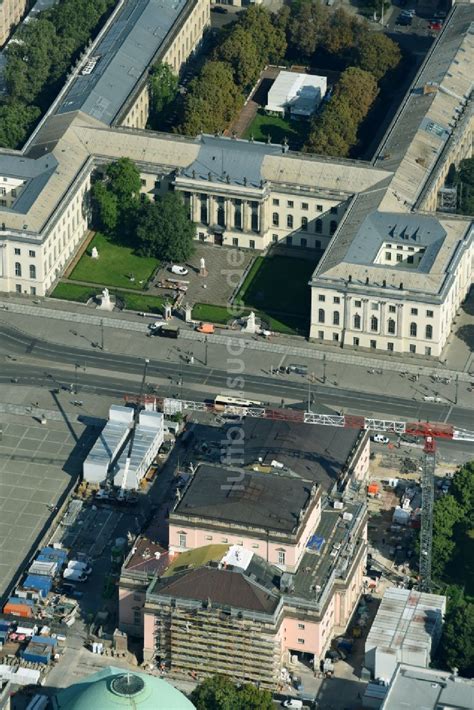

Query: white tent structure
265,71,327,118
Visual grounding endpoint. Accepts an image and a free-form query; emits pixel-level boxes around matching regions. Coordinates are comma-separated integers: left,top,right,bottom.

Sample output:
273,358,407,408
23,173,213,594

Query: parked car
211,5,228,12
396,13,412,24
196,322,215,334
428,20,443,30
372,434,390,444
282,700,303,709
400,433,418,444
149,324,180,339
170,264,188,275
286,364,308,376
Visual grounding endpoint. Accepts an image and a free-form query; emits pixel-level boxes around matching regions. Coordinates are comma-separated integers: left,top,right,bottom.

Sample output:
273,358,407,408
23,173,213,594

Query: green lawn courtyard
69,233,159,290
243,109,309,150
207,254,318,335
51,282,166,314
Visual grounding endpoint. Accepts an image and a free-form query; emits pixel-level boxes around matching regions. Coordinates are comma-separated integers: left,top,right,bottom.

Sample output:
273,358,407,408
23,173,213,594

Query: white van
282,700,303,709
67,560,92,574
63,568,88,582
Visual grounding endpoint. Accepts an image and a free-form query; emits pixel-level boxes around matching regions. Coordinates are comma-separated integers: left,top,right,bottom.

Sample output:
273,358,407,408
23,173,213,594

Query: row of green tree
446,158,474,216
430,461,474,676
0,0,116,148
282,3,400,79
167,2,400,155
91,158,195,263
305,66,378,156
190,674,273,710
180,6,286,135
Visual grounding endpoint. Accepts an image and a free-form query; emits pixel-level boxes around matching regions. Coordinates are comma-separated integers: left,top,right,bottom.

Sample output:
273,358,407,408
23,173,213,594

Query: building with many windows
0,2,472,358
118,419,370,688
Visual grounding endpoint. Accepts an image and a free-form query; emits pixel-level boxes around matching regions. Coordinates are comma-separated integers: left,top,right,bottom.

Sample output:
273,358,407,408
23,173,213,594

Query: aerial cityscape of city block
0,0,473,707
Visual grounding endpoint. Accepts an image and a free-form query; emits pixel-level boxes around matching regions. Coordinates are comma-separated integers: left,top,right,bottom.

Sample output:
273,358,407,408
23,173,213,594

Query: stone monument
184,302,193,323
96,287,114,311
91,246,99,259
199,256,208,278
244,310,257,334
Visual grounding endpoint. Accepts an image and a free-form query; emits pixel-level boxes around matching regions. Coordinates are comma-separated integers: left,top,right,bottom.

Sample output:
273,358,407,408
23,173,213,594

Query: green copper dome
54,666,195,709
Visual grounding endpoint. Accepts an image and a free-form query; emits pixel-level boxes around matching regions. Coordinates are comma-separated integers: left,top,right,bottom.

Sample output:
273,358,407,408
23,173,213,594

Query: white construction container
365,587,446,682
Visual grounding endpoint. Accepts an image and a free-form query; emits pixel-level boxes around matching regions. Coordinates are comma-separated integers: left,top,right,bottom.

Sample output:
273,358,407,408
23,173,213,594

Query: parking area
0,414,97,598
148,243,255,307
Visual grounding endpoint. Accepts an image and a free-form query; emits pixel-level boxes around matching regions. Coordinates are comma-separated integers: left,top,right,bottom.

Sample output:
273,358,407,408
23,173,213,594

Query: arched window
410,322,417,337
333,311,340,325
287,215,293,228
29,264,36,279
14,262,21,277
425,324,433,340
370,316,378,332
387,318,395,334
318,308,325,324
272,212,279,226
353,313,361,329
315,219,322,233
301,216,308,231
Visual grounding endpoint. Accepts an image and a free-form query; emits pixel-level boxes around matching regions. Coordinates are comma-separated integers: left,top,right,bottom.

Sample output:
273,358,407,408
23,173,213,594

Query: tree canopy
182,62,244,135
148,62,179,130
437,587,474,677
91,159,195,262
190,675,273,710
180,6,285,136
356,32,402,81
91,158,141,236
0,0,116,148
305,67,378,156
136,192,195,262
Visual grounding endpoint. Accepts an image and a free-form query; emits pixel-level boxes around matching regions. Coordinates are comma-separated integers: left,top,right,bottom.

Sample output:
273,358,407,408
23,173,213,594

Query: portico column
397,303,404,341
225,199,232,229
243,201,252,232
379,301,386,335
362,298,369,333
191,193,200,223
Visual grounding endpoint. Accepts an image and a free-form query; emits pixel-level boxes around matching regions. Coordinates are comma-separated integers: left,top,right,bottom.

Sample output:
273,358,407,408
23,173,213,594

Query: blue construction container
23,575,53,598
7,597,35,607
21,642,52,664
39,547,68,565
31,635,57,648
40,546,68,561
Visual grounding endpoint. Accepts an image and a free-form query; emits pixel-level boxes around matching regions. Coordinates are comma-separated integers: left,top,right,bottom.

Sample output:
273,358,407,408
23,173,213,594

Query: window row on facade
314,330,433,356
317,308,434,339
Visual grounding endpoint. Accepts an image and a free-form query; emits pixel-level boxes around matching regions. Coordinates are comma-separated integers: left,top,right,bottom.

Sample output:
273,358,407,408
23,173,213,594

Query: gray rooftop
343,212,446,272
381,664,474,710
183,135,284,188
239,418,362,491
0,154,58,216
173,463,313,534
55,0,191,125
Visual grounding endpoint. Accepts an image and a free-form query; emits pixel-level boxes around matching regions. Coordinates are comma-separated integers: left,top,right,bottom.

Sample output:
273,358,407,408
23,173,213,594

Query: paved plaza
0,413,97,597
149,243,254,306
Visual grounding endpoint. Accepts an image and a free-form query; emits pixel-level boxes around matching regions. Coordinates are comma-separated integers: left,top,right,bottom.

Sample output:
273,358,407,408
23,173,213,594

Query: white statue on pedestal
199,256,208,277
96,287,114,311
244,311,257,334
91,246,99,259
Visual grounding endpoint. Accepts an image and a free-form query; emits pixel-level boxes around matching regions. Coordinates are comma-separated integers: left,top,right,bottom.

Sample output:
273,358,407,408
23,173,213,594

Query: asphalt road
2,323,473,443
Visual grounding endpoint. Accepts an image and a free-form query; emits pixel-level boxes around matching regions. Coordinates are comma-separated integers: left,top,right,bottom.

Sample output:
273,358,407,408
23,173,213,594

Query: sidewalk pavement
1,295,473,383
